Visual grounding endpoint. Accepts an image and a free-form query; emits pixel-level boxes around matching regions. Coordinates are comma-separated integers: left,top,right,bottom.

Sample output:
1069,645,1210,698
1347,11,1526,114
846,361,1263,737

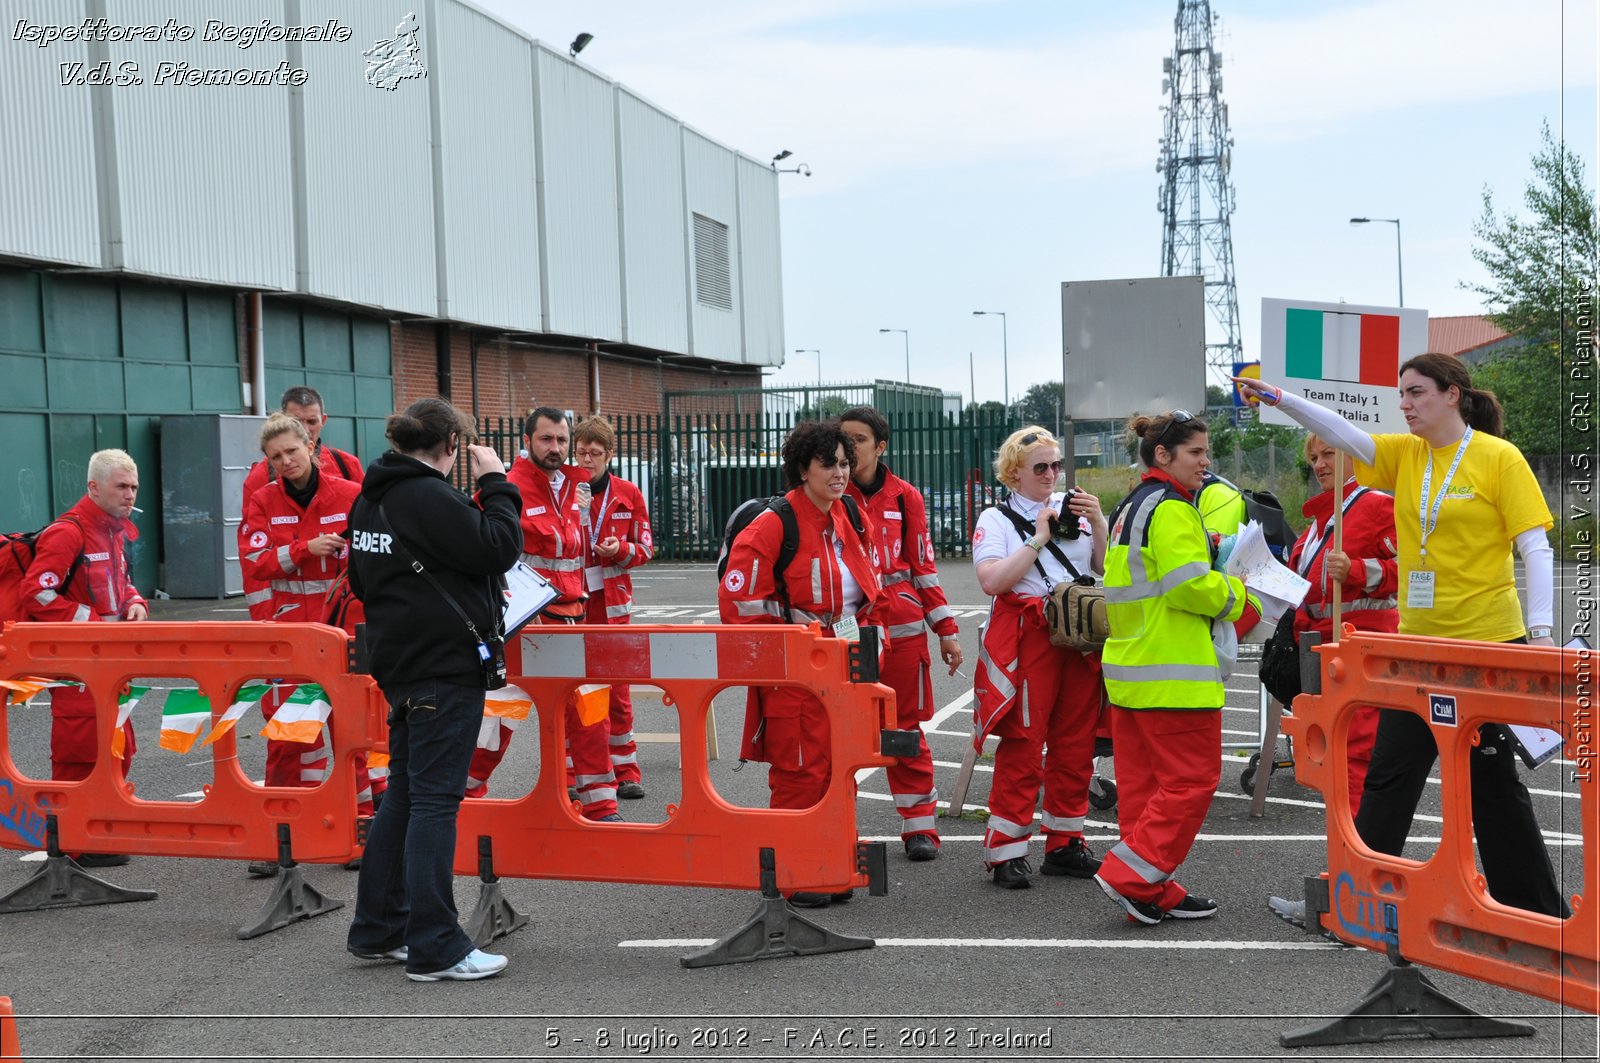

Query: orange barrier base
0,995,21,1061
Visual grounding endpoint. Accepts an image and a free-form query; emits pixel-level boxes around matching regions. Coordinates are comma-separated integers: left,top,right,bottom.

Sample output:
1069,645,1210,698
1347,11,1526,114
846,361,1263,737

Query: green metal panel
303,309,352,372
126,363,191,412
0,354,47,406
355,374,392,417
43,275,120,358
48,357,124,411
192,365,243,411
0,412,52,528
264,302,302,368
320,416,356,454
304,370,355,415
120,284,187,362
265,367,306,406
49,415,94,513
187,290,237,364
352,317,391,375
358,419,388,465
94,415,127,451
0,269,43,353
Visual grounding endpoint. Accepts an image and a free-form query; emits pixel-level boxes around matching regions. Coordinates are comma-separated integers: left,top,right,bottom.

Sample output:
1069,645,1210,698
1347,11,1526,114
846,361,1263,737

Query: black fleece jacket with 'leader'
348,451,523,688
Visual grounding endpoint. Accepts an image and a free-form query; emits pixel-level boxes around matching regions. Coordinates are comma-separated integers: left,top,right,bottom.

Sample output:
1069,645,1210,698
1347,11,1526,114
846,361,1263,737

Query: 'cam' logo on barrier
1331,871,1399,949
0,778,48,850
1429,693,1458,727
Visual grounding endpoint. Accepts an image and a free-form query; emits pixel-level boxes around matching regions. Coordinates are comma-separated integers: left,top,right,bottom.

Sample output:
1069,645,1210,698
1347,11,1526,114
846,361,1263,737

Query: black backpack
716,494,867,617
1200,474,1297,560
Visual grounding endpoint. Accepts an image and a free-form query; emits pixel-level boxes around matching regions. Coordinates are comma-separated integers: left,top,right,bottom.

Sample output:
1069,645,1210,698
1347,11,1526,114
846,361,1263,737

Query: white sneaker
406,948,508,982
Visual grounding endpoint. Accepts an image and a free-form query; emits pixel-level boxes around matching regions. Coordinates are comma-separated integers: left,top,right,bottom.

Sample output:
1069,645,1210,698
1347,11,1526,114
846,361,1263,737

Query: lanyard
586,484,611,546
1417,426,1472,559
1296,486,1367,578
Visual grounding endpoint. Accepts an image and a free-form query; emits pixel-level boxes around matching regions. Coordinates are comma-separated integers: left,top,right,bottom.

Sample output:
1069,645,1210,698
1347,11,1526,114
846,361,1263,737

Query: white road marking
622,937,1336,951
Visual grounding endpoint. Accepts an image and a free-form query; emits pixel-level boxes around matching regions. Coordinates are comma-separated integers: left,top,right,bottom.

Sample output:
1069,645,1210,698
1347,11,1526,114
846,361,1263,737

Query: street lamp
878,329,909,383
972,310,1008,407
1349,217,1403,307
793,348,821,385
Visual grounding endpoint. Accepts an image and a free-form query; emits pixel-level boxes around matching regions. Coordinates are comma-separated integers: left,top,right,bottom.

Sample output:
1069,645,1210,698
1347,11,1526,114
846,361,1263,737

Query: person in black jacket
344,397,523,982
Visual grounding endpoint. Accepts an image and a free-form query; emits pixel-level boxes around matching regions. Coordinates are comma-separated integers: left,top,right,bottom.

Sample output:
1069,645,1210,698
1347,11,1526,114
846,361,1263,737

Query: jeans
347,677,484,974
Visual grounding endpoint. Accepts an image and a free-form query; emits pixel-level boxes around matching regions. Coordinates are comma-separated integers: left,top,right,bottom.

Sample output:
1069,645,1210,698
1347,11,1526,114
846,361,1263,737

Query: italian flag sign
1259,298,1428,434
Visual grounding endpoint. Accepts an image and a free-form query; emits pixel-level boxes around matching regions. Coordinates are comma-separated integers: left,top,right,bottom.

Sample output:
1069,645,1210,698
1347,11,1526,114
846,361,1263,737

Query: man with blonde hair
24,449,149,865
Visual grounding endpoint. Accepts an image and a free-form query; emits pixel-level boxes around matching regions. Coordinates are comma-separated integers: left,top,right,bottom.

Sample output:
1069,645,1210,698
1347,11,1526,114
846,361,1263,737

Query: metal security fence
468,409,1023,559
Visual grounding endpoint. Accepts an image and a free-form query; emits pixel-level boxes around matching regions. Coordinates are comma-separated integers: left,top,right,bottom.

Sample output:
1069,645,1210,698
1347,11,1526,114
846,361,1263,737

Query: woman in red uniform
839,406,961,862
718,420,888,907
241,414,371,815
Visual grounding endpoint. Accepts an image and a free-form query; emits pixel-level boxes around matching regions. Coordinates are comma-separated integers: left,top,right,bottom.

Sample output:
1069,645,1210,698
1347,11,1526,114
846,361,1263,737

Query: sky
472,0,1598,405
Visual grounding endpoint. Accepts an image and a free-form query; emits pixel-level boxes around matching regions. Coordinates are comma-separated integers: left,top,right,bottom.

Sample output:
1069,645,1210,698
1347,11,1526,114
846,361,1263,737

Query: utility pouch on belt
995,500,1107,653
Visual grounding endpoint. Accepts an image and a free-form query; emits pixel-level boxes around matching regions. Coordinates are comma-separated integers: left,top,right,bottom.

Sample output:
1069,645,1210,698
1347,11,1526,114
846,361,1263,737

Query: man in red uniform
573,415,655,800
840,406,961,861
239,386,363,622
24,449,148,865
466,408,619,821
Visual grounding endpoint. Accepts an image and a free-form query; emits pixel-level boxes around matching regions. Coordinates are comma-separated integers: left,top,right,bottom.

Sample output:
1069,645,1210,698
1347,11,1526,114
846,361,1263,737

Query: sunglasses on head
1030,459,1064,477
1155,409,1195,450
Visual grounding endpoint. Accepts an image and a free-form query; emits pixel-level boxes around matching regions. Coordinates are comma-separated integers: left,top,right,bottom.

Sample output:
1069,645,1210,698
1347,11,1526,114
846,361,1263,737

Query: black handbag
1258,608,1301,706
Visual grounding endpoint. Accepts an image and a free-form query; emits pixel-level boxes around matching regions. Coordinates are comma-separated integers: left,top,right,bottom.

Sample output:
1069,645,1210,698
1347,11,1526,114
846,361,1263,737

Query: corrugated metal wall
432,0,540,330
736,155,784,368
536,46,622,340
0,0,100,267
108,0,295,289
0,0,782,364
617,89,688,352
683,129,742,362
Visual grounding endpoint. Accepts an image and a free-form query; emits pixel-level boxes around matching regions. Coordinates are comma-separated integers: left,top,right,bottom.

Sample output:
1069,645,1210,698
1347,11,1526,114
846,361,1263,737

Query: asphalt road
0,561,1594,1061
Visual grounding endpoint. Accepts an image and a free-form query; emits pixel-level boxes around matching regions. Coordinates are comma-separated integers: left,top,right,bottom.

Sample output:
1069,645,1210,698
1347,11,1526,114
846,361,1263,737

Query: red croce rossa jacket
506,457,587,613
581,473,653,622
240,443,363,621
23,496,145,623
240,474,362,624
846,464,958,645
1288,479,1400,640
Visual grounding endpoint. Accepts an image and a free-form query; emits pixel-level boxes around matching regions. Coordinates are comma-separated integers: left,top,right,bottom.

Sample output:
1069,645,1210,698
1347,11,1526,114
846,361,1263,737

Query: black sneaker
1093,873,1163,925
989,856,1033,890
245,861,280,878
788,892,833,908
617,781,646,800
1166,893,1219,919
904,834,939,862
72,853,130,869
1040,838,1101,878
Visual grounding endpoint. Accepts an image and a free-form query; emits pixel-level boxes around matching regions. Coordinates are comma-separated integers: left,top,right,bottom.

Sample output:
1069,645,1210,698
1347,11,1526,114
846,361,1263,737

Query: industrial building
0,0,785,590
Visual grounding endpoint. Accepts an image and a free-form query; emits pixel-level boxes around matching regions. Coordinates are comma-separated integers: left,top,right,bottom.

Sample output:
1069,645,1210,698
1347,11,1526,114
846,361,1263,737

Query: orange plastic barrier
1,995,21,1061
1284,629,1597,1013
460,623,895,894
0,621,379,865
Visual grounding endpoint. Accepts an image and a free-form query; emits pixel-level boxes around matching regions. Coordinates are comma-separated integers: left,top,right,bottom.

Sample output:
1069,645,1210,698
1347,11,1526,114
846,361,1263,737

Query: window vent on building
692,213,733,311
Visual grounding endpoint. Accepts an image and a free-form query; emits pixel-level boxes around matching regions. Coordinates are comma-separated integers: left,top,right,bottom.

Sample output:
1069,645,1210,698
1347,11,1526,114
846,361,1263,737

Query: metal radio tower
1157,0,1241,377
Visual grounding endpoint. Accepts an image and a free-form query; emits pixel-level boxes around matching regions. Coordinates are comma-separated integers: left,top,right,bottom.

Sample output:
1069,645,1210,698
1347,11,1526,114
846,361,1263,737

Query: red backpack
0,517,84,623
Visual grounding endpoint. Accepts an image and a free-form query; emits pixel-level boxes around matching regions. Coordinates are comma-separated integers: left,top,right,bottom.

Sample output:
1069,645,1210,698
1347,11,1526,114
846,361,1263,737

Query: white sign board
1258,298,1428,433
1062,276,1205,421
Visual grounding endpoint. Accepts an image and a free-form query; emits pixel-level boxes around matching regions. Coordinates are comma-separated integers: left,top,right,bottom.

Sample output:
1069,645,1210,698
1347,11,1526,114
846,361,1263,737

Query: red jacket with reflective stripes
240,443,363,620
241,475,361,623
23,495,145,623
846,465,958,642
581,473,653,623
1288,480,1399,640
506,457,587,610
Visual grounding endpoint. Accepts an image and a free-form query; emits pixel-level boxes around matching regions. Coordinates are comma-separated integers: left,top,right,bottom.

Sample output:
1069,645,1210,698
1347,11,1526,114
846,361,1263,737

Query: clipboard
1506,635,1587,771
502,560,559,636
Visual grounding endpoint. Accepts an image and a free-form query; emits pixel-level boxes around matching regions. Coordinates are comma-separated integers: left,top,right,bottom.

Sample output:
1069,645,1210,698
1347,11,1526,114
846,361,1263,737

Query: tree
965,400,1007,420
1466,121,1598,456
1468,121,1598,345
1012,381,1064,433
1206,383,1229,408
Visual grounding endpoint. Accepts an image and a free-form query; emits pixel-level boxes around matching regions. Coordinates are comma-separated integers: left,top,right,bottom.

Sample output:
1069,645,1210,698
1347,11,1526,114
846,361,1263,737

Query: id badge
584,564,604,592
832,615,861,642
1407,570,1436,609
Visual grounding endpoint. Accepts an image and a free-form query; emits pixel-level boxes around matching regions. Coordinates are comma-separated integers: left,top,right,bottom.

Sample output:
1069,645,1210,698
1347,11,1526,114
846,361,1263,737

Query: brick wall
390,321,763,423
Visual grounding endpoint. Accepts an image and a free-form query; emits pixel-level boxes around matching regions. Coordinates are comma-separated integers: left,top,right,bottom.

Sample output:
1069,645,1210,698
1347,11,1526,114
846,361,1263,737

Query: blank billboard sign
1060,276,1206,421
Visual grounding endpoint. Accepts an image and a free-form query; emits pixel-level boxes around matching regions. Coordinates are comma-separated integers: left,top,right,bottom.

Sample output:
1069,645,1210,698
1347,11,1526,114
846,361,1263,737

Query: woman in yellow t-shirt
1235,353,1566,919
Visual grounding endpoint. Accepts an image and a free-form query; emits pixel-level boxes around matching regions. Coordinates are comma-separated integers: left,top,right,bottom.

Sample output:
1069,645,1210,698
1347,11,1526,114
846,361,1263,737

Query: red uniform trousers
879,635,938,843
466,615,617,819
1098,706,1220,908
583,595,640,785
981,623,1101,867
49,686,135,781
758,687,835,810
258,684,375,817
1346,704,1380,817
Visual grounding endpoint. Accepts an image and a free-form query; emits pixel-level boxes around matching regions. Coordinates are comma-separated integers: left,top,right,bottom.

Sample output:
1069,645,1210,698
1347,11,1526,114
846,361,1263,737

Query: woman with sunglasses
971,426,1107,890
718,420,889,907
1095,410,1258,925
1235,357,1567,919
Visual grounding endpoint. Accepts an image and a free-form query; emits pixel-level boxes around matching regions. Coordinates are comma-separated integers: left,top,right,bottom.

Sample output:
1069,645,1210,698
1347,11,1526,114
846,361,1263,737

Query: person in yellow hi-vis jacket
1095,409,1260,926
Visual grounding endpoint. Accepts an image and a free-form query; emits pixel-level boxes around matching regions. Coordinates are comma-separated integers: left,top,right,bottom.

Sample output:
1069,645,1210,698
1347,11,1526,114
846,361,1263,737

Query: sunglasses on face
1031,459,1064,477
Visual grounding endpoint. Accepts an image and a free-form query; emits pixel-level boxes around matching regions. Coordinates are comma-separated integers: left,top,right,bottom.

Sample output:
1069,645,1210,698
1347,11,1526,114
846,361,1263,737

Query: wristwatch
1528,625,1553,640
1024,536,1045,553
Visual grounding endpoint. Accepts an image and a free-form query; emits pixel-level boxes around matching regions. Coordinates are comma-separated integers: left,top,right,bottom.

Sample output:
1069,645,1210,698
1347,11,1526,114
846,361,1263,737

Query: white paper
503,560,559,635
1507,724,1564,771
1225,521,1311,613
